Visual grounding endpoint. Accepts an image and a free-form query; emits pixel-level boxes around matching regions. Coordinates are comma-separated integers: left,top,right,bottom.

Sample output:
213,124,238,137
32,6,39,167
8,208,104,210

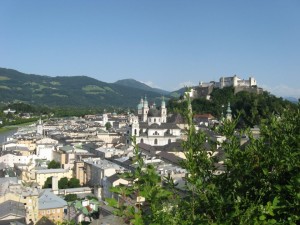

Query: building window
47,210,50,214
140,139,144,144
168,139,171,144
134,129,137,135
57,209,60,213
154,139,158,145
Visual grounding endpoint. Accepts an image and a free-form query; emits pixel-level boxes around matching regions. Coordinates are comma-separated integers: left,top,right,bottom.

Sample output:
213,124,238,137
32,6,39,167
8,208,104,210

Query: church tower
160,96,167,123
142,96,149,122
102,113,108,126
36,118,43,135
226,102,232,121
131,116,140,137
137,97,143,121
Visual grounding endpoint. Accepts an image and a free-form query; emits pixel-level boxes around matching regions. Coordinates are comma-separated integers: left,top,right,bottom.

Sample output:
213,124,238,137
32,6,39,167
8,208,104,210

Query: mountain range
1,67,296,108
0,68,184,108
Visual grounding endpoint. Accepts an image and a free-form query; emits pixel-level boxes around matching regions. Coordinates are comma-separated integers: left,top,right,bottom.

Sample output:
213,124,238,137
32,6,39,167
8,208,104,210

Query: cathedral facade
127,97,181,146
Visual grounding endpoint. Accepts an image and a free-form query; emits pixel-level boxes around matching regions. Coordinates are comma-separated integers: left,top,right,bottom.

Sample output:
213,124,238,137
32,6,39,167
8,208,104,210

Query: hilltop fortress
186,75,263,99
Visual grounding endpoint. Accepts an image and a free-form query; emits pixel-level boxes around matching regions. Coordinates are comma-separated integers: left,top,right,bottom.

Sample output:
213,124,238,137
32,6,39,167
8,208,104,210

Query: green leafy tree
64,194,78,202
47,160,60,169
176,96,300,224
168,87,297,128
105,122,112,130
58,177,69,189
109,91,300,224
68,177,81,188
43,176,52,188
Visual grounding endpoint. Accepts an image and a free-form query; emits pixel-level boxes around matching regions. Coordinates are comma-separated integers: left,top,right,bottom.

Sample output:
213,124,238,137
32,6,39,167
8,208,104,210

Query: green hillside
0,68,163,108
115,78,170,95
168,87,298,127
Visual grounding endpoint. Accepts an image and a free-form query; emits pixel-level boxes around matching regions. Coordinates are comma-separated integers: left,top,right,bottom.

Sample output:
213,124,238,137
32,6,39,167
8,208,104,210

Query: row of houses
0,97,244,224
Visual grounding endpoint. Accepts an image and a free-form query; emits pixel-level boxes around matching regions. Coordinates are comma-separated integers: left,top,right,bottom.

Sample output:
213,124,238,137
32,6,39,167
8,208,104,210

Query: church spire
226,102,232,121
161,96,166,108
143,95,148,108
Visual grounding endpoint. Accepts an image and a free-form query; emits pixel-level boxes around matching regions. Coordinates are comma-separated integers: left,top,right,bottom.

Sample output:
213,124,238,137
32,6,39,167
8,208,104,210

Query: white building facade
127,97,181,146
36,138,58,161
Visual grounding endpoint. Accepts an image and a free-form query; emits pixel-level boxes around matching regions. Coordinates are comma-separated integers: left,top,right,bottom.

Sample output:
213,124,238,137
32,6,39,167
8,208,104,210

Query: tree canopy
110,95,300,224
167,88,298,128
47,160,60,169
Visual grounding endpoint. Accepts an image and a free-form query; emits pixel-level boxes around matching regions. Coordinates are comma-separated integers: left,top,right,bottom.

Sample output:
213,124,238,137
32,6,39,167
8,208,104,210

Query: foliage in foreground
109,97,300,224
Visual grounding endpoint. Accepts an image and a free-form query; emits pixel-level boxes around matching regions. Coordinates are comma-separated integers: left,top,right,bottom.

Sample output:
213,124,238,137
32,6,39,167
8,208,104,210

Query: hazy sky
1,1,300,98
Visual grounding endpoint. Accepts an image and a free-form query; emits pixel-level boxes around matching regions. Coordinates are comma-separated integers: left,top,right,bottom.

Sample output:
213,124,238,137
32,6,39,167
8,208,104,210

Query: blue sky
1,1,300,98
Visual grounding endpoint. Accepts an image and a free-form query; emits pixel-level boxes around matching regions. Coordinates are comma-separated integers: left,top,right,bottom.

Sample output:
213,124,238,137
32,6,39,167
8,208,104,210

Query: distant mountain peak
284,96,298,103
0,67,164,107
114,79,169,95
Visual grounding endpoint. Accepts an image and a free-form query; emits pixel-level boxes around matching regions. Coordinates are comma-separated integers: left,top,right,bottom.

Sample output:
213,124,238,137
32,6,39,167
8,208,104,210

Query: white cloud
261,84,300,99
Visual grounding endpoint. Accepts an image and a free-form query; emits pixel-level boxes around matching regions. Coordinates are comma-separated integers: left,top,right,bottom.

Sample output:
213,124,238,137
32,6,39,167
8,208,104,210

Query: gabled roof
59,145,74,152
106,173,122,183
138,143,156,154
36,138,58,145
0,200,26,220
139,141,183,153
38,189,67,210
0,177,18,196
156,151,183,166
158,141,183,152
167,113,186,124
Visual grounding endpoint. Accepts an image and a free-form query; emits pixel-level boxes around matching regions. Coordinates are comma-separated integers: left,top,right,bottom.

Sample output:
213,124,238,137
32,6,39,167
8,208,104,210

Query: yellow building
38,189,67,223
75,161,86,186
0,183,39,224
18,166,73,187
34,168,73,186
17,138,37,151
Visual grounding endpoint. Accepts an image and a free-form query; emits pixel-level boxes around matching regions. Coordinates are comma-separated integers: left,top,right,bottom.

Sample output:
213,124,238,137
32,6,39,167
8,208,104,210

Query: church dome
137,103,143,110
148,108,160,117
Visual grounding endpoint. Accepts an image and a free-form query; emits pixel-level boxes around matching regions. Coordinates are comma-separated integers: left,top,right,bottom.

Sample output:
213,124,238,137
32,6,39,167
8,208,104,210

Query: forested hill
0,68,163,107
168,87,298,127
114,79,170,95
